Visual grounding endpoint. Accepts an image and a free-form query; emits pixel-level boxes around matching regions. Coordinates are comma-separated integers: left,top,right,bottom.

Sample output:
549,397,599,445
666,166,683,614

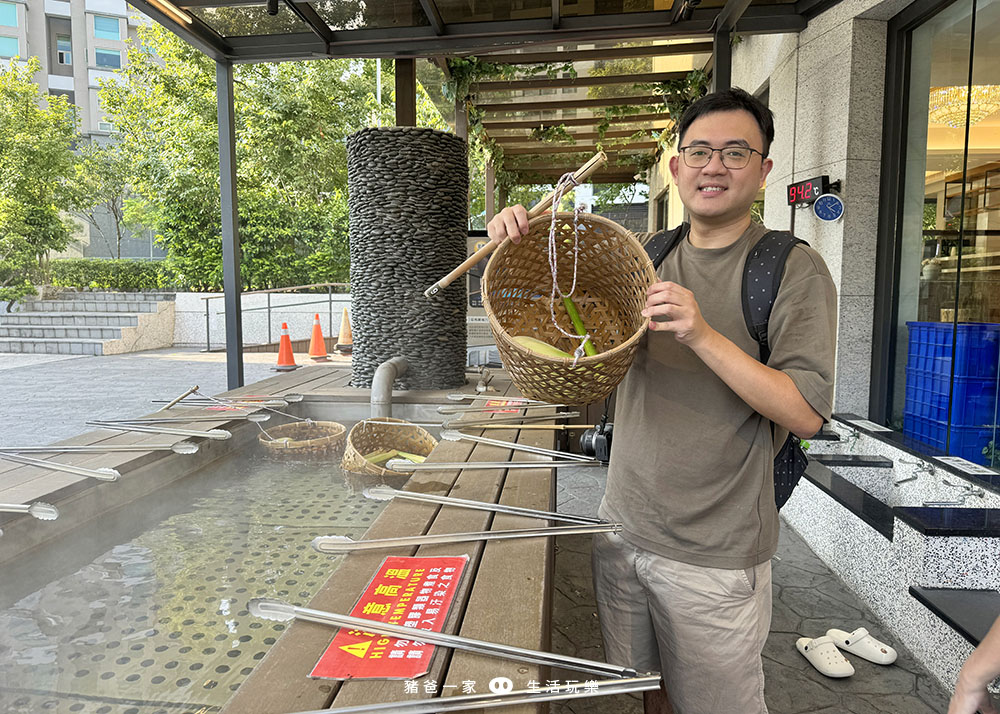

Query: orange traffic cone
308,313,330,362
335,308,353,355
273,322,299,372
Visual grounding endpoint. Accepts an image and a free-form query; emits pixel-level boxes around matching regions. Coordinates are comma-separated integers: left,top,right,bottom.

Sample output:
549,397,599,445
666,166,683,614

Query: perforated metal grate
0,434,387,714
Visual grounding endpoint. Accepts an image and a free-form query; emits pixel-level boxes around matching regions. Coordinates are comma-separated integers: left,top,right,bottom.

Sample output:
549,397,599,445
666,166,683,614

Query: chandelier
928,85,1000,127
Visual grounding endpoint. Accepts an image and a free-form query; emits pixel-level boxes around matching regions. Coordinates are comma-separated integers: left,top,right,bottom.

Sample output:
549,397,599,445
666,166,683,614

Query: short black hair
675,87,775,156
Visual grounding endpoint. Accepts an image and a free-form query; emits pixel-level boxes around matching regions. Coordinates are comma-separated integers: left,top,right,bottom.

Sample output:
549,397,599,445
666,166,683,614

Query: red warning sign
484,398,522,414
310,555,468,680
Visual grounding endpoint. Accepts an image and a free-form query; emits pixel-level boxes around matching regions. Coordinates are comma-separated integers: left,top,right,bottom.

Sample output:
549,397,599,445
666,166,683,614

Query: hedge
50,259,174,292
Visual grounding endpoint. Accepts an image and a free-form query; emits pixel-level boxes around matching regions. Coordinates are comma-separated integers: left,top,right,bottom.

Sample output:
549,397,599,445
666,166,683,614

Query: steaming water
0,435,396,714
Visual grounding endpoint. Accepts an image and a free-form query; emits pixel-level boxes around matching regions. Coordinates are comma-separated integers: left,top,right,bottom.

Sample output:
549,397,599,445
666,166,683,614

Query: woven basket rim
482,211,653,365
258,420,346,450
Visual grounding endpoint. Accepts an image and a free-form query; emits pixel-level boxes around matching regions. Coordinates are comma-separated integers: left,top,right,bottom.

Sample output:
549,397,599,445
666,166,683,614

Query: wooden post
486,162,496,221
395,58,416,126
499,187,508,211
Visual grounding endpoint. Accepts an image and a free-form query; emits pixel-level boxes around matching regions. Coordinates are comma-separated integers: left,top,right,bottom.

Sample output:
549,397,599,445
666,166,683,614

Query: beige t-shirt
600,221,837,570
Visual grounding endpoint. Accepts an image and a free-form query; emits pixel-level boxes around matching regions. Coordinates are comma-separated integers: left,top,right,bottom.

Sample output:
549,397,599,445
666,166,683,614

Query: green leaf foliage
50,258,170,291
97,25,411,291
0,57,78,303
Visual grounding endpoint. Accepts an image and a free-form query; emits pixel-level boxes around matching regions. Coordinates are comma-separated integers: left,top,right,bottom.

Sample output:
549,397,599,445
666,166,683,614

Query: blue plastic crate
902,413,995,464
906,321,1000,378
904,368,999,426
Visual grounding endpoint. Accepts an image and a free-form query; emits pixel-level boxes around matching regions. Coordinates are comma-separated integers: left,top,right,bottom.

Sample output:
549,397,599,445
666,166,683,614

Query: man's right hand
487,205,530,246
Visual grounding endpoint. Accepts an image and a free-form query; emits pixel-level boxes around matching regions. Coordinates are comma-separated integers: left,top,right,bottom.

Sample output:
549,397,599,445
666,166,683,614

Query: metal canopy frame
126,0,840,389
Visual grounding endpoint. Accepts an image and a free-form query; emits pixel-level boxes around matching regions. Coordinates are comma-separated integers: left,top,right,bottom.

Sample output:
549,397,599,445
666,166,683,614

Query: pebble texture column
346,127,469,390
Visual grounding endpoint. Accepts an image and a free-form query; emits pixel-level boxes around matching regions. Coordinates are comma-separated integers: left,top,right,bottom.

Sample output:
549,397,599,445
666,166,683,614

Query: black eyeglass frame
677,145,767,169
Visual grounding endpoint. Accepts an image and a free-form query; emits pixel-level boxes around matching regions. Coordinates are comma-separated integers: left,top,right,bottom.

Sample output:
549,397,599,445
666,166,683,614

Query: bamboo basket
483,212,656,404
258,421,347,454
341,417,438,478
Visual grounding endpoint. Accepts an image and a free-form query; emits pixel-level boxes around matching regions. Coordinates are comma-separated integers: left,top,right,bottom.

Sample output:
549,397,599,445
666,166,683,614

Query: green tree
98,25,442,291
0,57,78,305
73,137,135,258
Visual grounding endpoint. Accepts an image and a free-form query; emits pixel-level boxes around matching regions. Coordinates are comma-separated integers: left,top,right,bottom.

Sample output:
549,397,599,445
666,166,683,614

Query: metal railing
202,282,350,352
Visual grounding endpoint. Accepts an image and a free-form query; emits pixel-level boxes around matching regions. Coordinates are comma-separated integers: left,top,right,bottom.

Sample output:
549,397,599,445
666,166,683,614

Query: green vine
645,68,711,148
529,124,576,144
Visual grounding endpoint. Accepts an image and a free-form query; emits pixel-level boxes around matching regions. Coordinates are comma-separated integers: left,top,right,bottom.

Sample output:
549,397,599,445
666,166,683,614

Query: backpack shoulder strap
742,230,806,364
645,222,690,269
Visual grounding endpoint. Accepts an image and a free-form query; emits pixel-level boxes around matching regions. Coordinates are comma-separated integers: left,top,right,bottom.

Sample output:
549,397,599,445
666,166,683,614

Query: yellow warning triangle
340,640,371,658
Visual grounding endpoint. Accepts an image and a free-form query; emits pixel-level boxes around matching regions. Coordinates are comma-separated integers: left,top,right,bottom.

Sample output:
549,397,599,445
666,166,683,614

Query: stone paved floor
550,465,956,714
0,348,312,447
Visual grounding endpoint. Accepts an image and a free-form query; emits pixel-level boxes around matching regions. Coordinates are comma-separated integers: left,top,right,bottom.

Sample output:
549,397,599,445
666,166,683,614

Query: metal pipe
440,430,595,462
0,453,120,481
248,597,639,679
95,413,270,424
0,502,59,520
438,404,566,415
386,459,600,472
87,421,231,440
363,485,605,525
371,356,409,419
292,676,663,714
0,442,199,454
312,523,620,553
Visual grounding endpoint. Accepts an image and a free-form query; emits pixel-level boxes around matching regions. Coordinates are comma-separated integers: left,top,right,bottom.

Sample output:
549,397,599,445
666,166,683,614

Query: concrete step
0,337,104,355
0,312,140,327
20,299,160,313
57,291,175,302
0,325,122,340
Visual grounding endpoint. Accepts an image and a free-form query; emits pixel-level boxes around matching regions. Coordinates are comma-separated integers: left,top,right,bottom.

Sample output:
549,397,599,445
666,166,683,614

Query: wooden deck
0,364,559,713
223,367,556,714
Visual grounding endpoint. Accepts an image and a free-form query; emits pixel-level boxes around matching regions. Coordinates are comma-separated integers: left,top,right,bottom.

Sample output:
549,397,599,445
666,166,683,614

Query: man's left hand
642,281,713,347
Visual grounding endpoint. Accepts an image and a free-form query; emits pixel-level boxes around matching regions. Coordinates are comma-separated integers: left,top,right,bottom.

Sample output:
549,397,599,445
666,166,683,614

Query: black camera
580,422,613,462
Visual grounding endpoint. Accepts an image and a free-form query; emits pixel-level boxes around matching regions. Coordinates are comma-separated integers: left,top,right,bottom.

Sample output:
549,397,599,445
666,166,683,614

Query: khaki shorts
592,529,772,714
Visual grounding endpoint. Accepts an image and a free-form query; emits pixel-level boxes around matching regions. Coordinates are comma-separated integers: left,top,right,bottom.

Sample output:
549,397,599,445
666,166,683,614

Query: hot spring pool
0,410,430,714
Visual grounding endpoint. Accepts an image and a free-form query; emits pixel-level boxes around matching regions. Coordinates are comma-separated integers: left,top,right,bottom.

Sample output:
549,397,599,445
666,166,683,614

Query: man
487,88,837,714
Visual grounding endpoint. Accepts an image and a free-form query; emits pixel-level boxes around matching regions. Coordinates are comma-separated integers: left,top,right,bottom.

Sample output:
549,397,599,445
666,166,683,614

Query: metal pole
267,292,272,344
217,60,244,389
204,299,211,352
327,285,333,338
712,27,732,92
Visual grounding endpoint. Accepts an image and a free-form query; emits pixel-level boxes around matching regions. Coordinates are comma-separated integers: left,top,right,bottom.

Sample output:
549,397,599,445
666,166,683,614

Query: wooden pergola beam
483,112,669,130
480,94,663,113
504,141,659,155
474,71,686,92
494,128,661,143
469,41,714,65
506,171,643,184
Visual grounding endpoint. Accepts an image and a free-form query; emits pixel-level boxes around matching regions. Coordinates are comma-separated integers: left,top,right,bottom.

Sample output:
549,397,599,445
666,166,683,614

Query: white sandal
796,636,855,678
826,627,897,665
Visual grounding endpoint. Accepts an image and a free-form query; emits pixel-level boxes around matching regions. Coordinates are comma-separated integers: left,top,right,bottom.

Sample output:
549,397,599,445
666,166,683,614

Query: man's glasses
678,145,765,169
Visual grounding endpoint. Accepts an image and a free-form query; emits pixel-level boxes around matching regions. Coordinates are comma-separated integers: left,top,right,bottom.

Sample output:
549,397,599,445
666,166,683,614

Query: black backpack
644,223,809,510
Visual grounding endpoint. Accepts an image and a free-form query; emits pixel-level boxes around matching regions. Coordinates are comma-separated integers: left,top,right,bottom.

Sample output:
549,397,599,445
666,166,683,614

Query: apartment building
0,0,141,136
1,0,162,258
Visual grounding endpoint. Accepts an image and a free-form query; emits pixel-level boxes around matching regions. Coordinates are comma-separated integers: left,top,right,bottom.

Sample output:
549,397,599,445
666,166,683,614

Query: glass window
0,34,17,58
95,48,120,69
57,34,71,65
891,0,1000,468
0,2,16,28
93,15,119,40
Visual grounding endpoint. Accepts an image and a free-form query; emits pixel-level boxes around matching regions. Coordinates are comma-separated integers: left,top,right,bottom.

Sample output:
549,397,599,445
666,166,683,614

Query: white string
545,172,593,366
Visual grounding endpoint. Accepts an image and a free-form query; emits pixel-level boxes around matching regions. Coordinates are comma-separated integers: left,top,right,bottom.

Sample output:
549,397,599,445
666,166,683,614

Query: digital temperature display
787,176,829,205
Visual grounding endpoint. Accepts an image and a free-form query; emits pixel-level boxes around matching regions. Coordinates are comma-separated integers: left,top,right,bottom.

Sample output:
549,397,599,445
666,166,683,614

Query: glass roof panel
560,0,664,18
312,0,430,30
435,0,552,25
189,5,310,36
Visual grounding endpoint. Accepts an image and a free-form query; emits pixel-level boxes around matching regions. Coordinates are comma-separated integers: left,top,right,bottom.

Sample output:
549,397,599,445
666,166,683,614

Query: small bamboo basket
341,417,438,478
258,420,347,454
483,212,656,404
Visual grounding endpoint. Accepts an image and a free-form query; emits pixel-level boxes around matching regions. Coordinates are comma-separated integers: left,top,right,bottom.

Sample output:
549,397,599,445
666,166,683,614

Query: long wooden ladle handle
423,151,608,298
